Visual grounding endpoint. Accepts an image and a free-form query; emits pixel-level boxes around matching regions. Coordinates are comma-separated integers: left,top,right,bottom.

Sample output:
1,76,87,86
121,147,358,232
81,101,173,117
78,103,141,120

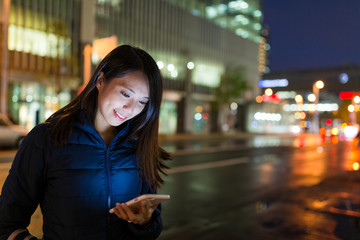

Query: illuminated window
192,63,223,87
8,24,71,58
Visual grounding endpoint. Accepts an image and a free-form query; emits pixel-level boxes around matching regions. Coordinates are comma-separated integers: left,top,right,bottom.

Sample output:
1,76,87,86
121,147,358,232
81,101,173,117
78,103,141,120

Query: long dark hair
46,45,170,188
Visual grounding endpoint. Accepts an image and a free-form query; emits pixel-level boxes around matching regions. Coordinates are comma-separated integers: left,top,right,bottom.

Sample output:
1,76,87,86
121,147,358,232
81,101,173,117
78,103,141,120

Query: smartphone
126,194,170,213
110,194,170,214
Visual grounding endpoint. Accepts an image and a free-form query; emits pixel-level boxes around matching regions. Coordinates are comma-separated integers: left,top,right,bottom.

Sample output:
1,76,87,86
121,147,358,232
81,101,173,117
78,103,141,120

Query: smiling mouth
114,109,126,121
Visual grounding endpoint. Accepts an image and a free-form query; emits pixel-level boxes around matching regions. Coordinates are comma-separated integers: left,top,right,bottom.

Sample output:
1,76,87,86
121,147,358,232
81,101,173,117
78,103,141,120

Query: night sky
262,0,360,72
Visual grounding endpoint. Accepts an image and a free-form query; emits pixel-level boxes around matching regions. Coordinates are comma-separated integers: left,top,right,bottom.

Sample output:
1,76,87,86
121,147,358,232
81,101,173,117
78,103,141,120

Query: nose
122,99,136,114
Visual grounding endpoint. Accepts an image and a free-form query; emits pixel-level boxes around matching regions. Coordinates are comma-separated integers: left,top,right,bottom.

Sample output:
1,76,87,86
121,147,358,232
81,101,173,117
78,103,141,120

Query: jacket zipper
105,148,112,210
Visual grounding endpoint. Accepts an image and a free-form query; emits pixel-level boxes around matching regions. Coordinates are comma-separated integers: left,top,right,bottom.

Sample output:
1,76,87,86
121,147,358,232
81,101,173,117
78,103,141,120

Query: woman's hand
110,199,158,225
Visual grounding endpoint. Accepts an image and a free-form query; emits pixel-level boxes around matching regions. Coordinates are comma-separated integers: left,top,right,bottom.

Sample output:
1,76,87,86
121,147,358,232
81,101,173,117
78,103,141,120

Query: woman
0,45,170,239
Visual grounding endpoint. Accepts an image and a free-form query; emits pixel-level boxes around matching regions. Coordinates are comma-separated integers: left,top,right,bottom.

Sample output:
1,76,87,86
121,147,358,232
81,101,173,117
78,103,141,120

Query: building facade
0,0,81,130
1,0,264,133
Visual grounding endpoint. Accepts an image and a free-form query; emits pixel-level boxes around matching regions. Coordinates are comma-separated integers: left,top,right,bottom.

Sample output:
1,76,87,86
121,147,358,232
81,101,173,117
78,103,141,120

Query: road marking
167,157,250,174
170,145,249,156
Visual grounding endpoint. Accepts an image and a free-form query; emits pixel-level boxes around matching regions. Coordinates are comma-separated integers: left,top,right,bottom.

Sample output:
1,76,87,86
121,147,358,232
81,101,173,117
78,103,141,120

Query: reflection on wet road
158,134,359,239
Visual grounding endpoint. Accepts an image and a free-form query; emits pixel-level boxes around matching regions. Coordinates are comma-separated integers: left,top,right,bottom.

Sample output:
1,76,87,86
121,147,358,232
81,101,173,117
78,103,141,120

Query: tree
212,66,252,132
215,66,251,105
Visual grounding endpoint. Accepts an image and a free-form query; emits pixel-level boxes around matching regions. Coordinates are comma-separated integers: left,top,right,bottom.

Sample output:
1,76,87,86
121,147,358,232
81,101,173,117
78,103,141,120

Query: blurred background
1,0,360,239
0,0,359,139
0,0,262,135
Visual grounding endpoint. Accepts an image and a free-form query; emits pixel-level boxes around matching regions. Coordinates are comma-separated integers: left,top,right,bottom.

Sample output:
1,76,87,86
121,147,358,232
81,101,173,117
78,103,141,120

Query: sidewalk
159,131,298,141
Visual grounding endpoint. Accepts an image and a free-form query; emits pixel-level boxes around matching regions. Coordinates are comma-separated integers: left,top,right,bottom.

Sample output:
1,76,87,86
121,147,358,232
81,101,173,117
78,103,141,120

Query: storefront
8,82,72,130
246,102,290,133
192,101,211,133
159,100,178,134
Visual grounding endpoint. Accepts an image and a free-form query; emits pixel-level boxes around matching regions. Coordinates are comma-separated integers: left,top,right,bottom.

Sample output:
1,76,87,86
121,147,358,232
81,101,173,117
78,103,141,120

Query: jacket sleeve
0,125,48,240
128,181,163,239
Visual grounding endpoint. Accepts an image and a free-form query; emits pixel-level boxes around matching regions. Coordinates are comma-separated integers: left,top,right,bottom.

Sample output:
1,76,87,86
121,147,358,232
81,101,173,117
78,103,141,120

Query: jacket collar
72,110,132,147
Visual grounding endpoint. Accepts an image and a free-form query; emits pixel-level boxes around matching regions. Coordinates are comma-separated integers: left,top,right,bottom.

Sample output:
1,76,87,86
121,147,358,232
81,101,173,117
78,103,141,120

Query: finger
141,200,158,214
139,201,154,221
114,203,129,220
122,203,136,220
123,203,149,225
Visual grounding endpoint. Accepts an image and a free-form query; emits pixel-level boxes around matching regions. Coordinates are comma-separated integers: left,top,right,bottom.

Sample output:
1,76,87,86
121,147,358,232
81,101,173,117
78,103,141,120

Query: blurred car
0,114,28,148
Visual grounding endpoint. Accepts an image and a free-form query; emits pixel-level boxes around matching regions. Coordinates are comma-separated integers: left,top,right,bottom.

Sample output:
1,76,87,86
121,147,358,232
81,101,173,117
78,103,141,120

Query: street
158,133,360,239
1,133,360,239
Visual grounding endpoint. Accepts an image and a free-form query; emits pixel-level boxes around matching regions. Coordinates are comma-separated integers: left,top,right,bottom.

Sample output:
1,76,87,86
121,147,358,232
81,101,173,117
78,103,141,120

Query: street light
348,104,355,113
315,80,324,90
295,94,303,104
348,95,360,123
307,93,316,102
264,88,273,96
312,80,324,134
354,96,360,104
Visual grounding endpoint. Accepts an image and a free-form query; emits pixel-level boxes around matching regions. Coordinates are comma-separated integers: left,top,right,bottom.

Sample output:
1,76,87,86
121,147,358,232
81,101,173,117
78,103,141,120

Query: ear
96,71,105,90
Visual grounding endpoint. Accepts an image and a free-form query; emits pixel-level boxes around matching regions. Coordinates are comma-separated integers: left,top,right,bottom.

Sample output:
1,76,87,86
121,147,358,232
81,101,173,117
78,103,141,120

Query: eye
139,100,148,105
121,91,130,98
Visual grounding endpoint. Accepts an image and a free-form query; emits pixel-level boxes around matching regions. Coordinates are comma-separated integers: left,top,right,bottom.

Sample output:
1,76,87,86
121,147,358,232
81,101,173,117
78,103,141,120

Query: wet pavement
241,171,360,240
158,169,360,240
158,133,360,240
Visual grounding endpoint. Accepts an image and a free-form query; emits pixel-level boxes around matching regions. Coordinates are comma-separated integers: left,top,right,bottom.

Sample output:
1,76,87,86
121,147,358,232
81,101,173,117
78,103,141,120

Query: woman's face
95,70,149,132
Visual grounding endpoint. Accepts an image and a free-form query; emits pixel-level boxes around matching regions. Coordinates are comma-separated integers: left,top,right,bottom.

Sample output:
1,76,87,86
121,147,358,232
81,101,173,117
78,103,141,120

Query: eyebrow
125,87,135,94
125,87,149,99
